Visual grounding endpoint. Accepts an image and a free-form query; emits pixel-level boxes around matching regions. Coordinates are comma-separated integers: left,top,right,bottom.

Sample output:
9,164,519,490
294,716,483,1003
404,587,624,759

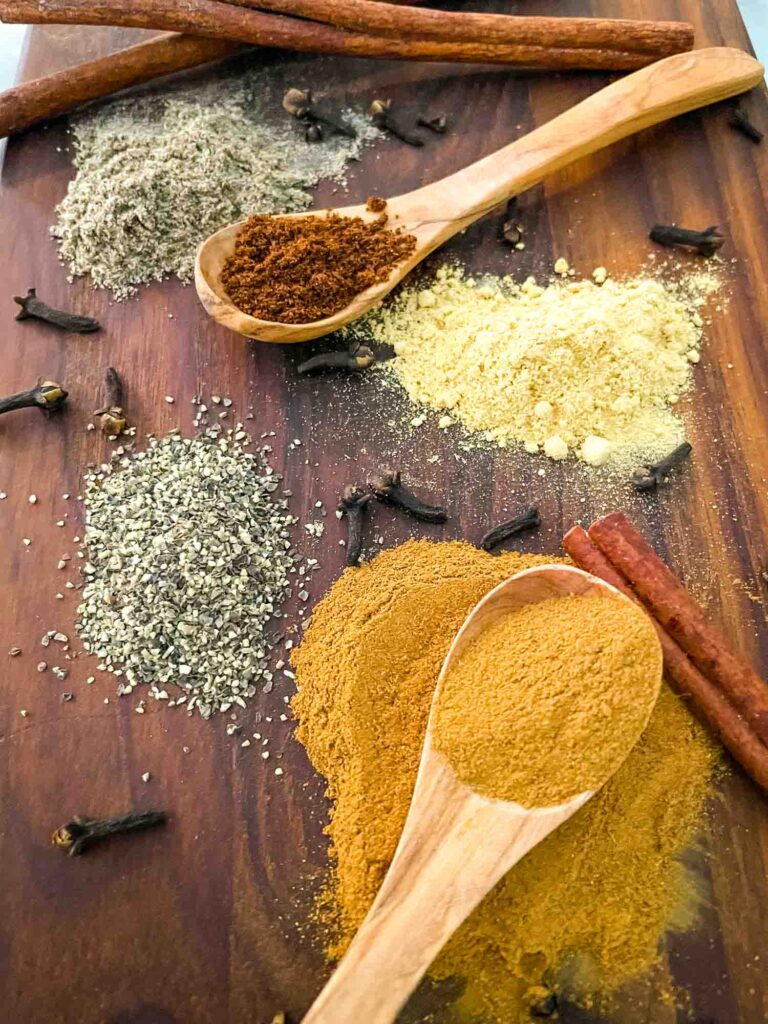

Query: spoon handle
302,746,588,1024
406,47,763,239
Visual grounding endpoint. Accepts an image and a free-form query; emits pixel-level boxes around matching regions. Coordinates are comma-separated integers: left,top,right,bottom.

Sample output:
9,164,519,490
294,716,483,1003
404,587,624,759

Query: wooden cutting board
0,3,767,1022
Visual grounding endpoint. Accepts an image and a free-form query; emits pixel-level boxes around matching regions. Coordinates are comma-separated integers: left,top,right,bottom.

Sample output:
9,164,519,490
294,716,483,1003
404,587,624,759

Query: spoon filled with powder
303,564,663,1024
195,47,762,342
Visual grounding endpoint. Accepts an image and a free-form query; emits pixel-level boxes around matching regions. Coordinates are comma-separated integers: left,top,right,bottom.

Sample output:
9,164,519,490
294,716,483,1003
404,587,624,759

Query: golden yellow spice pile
433,591,662,807
366,266,718,468
292,541,718,1021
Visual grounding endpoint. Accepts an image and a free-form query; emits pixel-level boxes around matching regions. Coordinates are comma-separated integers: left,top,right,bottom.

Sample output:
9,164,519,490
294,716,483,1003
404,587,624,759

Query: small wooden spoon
302,564,663,1024
195,47,763,344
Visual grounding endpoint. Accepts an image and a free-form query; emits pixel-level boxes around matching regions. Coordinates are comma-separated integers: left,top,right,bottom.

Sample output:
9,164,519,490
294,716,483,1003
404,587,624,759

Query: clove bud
52,810,166,856
283,87,356,139
370,99,423,147
500,197,524,246
0,378,68,418
633,441,692,491
481,506,540,552
368,469,447,523
338,484,372,567
297,345,375,375
14,288,100,333
649,225,724,258
94,366,128,436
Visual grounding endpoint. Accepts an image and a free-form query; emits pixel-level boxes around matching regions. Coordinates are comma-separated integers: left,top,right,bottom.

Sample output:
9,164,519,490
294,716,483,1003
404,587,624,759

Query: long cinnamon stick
0,34,246,139
588,513,768,748
563,526,768,792
226,0,693,56
0,1,654,72
0,0,431,138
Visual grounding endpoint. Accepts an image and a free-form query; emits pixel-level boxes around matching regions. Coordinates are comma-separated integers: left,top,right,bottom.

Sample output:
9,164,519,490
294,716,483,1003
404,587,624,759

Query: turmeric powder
432,590,662,807
292,541,718,1021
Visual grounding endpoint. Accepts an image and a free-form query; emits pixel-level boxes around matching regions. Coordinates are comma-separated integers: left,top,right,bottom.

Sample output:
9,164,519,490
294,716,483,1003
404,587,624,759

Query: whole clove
51,810,167,856
0,378,68,418
338,484,372,567
501,197,524,246
649,224,724,258
297,345,375,375
368,469,447,523
282,87,356,140
370,99,424,147
14,288,100,333
417,113,448,134
94,366,128,435
480,506,540,552
729,107,763,143
633,441,692,491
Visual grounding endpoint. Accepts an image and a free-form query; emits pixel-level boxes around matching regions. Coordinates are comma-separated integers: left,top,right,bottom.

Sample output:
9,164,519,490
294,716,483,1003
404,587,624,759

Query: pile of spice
433,590,661,807
292,540,719,1020
363,264,718,467
77,429,296,718
52,62,376,298
220,211,416,323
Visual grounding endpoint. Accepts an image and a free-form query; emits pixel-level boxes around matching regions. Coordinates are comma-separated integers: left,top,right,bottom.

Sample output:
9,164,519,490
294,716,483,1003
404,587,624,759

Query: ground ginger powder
432,591,661,807
292,541,718,1021
365,266,717,467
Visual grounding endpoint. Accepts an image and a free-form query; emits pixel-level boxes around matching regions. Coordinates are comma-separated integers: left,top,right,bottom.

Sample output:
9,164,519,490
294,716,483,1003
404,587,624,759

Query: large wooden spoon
302,564,663,1024
195,46,763,343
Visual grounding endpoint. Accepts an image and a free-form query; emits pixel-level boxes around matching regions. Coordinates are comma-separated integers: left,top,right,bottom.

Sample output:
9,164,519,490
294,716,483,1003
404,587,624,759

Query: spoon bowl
195,47,763,344
302,564,663,1024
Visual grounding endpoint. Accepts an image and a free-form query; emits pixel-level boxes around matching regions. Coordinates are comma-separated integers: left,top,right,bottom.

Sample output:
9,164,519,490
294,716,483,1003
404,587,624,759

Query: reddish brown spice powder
220,211,416,324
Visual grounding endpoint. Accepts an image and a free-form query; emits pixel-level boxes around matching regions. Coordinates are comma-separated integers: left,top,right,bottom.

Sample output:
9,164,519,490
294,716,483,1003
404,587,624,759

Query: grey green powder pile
77,429,296,717
53,62,377,298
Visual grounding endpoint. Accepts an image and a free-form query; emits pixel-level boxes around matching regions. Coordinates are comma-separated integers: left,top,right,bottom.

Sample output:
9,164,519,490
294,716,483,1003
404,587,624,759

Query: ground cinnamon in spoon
432,589,662,807
292,541,718,1019
220,211,416,323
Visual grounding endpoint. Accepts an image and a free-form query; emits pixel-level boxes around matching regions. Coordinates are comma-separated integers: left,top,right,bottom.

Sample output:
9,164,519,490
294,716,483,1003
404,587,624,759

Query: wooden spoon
195,46,763,344
302,564,663,1024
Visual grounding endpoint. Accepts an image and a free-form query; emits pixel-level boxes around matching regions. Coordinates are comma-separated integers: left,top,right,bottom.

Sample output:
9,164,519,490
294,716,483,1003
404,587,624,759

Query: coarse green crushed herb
77,429,297,717
52,61,378,299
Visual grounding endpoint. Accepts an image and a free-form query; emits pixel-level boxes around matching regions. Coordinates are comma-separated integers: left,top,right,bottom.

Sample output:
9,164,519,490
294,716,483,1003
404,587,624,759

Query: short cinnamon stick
0,34,245,139
0,1,653,72
227,0,694,56
588,513,768,749
563,525,768,792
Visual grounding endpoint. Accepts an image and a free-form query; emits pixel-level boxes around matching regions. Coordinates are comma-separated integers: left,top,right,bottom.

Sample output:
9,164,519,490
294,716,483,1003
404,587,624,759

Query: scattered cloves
297,345,375,375
649,224,724,257
501,197,524,246
370,99,424,147
94,366,128,435
729,107,763,143
14,288,100,333
283,87,356,139
51,810,167,856
481,506,540,552
417,113,448,134
338,485,372,567
368,469,447,523
633,441,692,491
0,378,68,419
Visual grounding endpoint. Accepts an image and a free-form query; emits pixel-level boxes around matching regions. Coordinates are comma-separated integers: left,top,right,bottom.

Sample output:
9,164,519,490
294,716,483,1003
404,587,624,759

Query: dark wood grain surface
1,4,767,1023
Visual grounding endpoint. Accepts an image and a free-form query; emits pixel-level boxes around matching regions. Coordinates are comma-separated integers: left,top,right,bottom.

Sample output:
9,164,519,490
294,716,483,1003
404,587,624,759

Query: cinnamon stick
0,34,245,139
226,0,693,56
0,1,653,72
588,513,768,748
563,526,768,792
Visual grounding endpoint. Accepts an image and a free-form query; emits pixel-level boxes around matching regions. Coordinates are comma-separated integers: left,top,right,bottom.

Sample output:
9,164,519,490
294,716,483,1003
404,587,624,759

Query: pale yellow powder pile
367,265,717,467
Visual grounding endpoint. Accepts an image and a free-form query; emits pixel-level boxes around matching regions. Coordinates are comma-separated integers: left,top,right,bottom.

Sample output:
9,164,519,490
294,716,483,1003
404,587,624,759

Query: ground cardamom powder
292,540,718,1021
432,591,662,807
